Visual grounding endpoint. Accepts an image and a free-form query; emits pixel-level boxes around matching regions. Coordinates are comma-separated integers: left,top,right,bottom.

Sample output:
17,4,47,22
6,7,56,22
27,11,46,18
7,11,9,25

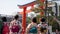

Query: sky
0,0,35,15
0,0,60,16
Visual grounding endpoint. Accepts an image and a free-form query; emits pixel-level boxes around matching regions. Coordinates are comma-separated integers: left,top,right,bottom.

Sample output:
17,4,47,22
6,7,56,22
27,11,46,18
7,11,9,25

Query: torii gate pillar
22,7,27,34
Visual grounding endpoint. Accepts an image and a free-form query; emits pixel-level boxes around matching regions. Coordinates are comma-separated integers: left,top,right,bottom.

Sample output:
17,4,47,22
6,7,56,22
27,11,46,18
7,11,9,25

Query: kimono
10,20,20,33
2,22,9,34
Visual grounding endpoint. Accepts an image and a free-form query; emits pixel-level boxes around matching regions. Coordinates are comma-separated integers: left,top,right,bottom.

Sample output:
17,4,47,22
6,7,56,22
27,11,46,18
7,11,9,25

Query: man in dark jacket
0,20,3,34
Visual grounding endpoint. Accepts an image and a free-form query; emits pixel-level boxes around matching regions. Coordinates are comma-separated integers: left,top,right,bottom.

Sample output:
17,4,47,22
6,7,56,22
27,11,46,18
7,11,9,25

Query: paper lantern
40,0,45,2
40,12,44,16
40,6,45,9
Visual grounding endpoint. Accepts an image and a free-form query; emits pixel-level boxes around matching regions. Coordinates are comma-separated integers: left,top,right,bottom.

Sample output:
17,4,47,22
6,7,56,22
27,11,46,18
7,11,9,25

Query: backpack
11,21,20,33
29,26,37,33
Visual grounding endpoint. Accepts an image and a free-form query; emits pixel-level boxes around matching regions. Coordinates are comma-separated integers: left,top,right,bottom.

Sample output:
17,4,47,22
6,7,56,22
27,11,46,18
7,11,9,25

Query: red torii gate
18,1,36,34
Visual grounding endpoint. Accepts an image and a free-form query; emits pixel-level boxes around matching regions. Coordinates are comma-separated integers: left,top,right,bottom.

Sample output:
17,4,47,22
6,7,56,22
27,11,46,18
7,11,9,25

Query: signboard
47,2,55,7
48,0,52,1
52,0,60,1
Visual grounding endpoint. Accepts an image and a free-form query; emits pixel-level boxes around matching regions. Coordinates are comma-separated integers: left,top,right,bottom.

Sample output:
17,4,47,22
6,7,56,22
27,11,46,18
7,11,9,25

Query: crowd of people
0,15,22,34
0,15,60,34
26,17,48,34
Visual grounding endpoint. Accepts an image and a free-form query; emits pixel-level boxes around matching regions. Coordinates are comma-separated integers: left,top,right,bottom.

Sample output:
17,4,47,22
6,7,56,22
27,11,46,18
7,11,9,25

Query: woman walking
2,17,9,34
38,18,48,34
26,17,38,34
9,15,21,34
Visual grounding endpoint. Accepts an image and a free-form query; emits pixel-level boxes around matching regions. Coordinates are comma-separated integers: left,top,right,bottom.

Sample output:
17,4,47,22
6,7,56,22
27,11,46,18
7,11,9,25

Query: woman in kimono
38,18,48,34
10,15,21,34
2,17,9,34
26,17,38,34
